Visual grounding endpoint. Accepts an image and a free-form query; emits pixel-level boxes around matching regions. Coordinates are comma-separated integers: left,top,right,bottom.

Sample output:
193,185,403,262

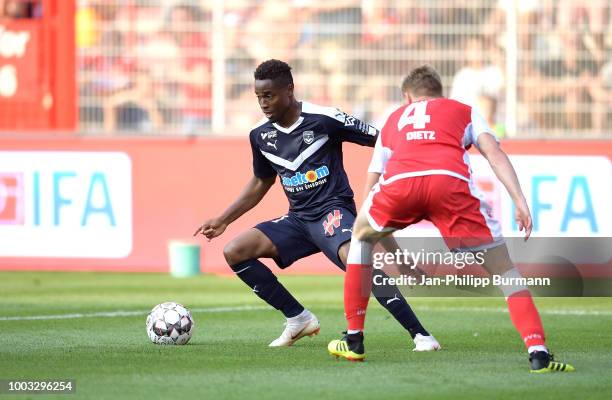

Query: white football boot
269,309,320,347
412,333,442,352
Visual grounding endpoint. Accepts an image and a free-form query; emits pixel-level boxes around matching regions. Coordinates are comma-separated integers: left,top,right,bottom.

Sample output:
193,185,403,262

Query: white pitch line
414,305,612,316
0,305,270,322
1,304,611,322
310,304,612,317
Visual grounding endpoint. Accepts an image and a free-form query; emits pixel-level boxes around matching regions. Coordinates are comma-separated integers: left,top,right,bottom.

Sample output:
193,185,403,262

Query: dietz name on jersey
281,165,329,192
406,130,436,140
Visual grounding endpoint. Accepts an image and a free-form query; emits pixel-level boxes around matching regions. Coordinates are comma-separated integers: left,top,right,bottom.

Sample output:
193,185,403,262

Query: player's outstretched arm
476,134,532,240
193,175,276,240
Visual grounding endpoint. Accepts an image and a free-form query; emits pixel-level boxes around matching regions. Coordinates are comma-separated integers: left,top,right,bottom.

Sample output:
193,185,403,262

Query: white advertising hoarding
397,155,612,238
0,152,132,257
471,155,612,237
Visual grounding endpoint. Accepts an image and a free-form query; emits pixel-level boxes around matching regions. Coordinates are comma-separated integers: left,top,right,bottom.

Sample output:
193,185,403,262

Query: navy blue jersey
249,102,378,220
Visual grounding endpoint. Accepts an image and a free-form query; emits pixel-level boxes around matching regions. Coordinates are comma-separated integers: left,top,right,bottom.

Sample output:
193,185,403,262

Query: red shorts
364,174,503,250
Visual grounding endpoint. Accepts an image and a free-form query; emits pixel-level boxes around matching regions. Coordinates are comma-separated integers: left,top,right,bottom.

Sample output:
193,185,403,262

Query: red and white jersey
368,97,497,182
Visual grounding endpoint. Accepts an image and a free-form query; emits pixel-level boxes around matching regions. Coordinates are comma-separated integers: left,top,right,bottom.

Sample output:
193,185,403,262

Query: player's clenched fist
193,218,228,240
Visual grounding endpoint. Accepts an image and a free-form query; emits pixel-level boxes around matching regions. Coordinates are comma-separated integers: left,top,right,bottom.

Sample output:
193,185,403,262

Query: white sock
528,345,548,354
288,309,311,323
347,329,362,334
347,236,373,264
499,268,528,298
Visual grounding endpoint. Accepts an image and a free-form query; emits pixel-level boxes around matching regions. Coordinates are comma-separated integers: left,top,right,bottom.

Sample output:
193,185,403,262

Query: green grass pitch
1,271,611,399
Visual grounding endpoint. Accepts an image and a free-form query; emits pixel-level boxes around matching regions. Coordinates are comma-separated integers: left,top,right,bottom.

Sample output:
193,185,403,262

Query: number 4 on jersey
398,101,431,130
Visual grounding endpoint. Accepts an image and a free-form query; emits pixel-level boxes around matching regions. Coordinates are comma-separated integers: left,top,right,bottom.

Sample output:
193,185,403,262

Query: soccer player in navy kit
194,59,439,350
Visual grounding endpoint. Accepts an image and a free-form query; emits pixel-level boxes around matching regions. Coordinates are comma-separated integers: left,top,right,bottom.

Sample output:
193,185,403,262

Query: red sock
506,290,546,349
344,263,372,331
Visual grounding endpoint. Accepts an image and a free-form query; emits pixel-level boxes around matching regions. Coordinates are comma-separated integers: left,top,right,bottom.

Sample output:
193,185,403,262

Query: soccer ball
146,302,194,345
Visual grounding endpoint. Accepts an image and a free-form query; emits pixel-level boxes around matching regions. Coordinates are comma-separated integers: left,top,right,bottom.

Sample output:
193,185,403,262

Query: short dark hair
401,65,443,97
254,59,293,87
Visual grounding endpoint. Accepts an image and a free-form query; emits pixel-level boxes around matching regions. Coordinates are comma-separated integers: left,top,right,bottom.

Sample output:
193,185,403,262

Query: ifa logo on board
0,172,25,225
0,152,133,258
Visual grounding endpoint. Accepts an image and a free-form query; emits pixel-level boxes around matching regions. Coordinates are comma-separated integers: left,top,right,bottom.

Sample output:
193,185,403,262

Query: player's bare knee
355,226,386,244
352,216,376,242
353,226,372,242
223,240,249,266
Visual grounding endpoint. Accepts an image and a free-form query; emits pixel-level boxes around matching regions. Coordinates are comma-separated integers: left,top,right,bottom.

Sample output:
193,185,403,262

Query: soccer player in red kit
328,65,574,373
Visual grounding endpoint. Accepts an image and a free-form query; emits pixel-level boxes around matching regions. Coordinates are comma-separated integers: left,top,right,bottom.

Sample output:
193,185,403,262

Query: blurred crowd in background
0,0,41,18
9,0,612,137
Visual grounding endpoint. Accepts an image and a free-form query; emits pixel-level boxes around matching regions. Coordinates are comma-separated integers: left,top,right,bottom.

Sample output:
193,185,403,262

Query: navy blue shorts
255,206,355,269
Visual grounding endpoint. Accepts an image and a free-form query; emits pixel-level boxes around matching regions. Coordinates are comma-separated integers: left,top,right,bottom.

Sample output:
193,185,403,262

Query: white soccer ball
146,302,194,345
